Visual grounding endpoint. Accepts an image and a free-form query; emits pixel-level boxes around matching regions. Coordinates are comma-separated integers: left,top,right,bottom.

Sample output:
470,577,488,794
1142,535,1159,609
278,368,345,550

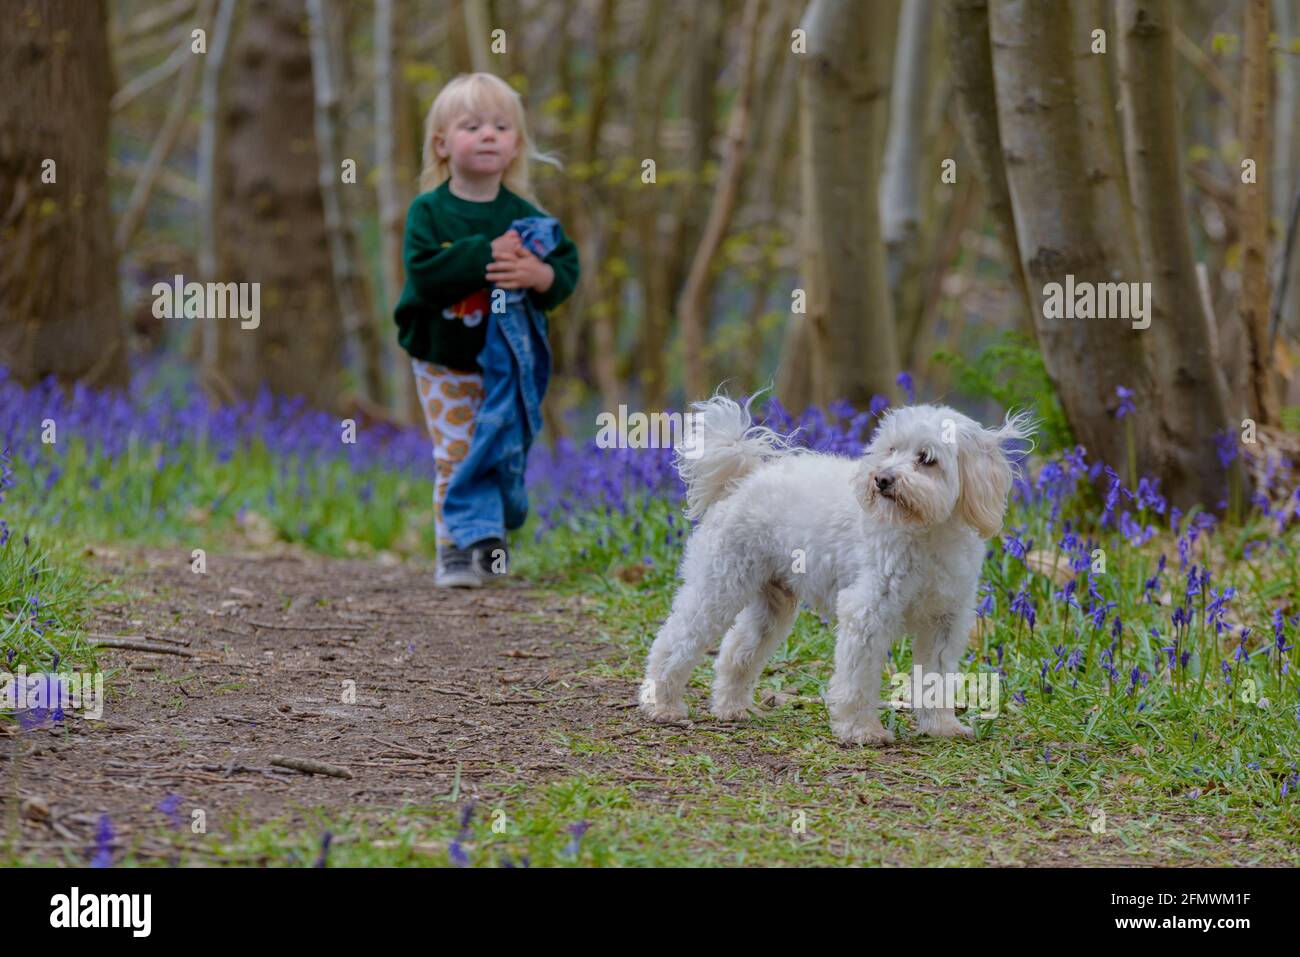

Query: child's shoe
471,537,510,580
435,544,483,588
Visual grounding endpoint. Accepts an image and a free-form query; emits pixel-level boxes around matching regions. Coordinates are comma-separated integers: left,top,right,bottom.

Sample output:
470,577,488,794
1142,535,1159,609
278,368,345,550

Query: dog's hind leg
640,577,752,723
710,581,798,721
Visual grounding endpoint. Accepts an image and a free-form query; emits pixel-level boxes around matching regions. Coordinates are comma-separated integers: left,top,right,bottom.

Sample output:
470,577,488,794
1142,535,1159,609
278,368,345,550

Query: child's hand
490,229,523,261
486,247,555,292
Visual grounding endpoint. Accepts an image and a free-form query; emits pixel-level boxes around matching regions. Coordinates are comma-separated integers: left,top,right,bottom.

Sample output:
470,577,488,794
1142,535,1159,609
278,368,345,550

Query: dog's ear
955,412,1033,538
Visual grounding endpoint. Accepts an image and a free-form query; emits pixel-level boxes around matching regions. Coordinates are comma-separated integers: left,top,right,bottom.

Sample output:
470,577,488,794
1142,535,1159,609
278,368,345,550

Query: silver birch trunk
306,0,386,405
1117,0,1239,508
677,0,766,401
1240,0,1282,423
375,0,419,424
786,0,900,410
881,0,936,342
942,0,1032,334
196,0,237,378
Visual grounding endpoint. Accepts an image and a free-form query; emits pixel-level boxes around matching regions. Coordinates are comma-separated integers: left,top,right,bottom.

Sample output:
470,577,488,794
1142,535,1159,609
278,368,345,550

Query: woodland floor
3,542,1294,866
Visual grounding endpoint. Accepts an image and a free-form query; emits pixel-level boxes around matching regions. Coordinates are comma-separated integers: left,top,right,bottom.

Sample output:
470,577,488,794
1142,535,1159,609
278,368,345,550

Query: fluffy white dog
639,394,1034,746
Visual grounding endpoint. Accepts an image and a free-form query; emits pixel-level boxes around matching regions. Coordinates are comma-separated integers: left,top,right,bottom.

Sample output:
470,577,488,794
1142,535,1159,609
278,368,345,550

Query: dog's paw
918,715,974,739
831,719,895,747
641,700,689,723
709,700,756,722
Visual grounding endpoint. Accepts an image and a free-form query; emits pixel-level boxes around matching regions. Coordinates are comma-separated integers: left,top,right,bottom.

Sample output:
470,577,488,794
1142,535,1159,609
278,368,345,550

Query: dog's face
850,405,1020,538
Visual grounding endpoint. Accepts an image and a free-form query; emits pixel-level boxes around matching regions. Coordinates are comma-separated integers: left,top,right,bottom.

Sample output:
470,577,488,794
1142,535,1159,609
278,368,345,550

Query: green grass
17,433,438,559
1,531,103,676
4,404,1299,864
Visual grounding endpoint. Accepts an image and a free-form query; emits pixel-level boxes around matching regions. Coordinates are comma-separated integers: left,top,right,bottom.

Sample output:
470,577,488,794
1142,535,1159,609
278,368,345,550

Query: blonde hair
419,72,561,204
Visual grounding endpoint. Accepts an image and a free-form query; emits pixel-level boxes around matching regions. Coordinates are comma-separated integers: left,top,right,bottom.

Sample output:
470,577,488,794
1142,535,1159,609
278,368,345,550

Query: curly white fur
640,396,1035,746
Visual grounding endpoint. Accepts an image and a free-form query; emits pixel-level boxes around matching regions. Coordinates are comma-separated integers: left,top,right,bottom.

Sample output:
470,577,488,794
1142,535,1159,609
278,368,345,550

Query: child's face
436,108,520,179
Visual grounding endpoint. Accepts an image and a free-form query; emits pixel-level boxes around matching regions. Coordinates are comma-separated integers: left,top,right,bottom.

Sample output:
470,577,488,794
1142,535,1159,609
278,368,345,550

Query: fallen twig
90,637,195,657
270,755,354,778
191,762,295,783
87,632,191,647
368,736,438,759
213,713,258,725
245,619,368,633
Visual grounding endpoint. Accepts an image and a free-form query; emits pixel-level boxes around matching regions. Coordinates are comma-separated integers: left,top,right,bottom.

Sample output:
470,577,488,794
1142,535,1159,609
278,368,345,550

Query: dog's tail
676,389,798,521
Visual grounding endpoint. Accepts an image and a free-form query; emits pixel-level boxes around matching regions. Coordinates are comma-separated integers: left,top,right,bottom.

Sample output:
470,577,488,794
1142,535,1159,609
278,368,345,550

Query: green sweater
394,181,580,372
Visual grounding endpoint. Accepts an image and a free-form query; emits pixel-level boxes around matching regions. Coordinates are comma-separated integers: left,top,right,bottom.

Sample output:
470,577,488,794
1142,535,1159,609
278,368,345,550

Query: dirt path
5,544,636,860
8,545,1289,866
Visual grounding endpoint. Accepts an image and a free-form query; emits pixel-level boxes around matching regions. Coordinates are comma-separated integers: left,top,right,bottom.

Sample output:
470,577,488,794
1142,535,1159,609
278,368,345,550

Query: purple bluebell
1114,385,1136,418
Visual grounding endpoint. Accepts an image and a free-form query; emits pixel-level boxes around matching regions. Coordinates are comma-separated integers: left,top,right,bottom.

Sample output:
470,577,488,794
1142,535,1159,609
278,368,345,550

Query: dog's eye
917,448,936,466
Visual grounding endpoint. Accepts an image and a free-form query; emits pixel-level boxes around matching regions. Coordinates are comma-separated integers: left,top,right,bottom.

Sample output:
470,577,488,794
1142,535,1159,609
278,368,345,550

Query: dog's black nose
875,474,894,493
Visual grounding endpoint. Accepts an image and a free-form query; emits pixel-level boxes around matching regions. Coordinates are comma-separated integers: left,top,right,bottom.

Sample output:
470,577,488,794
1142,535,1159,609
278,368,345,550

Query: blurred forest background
3,0,1300,510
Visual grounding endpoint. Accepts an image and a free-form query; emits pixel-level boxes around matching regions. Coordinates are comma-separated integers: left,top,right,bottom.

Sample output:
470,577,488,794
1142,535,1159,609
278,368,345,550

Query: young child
395,73,579,587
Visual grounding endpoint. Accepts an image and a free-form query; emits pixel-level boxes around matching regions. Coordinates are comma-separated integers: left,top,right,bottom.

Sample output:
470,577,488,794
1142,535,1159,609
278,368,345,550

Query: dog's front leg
826,585,898,746
912,608,976,740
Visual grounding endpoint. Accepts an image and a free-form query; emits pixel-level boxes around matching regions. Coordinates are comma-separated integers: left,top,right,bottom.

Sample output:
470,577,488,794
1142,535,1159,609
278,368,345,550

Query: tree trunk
1117,0,1238,508
207,0,344,410
775,312,814,413
990,0,1149,477
566,0,620,408
193,0,237,378
461,0,490,74
783,0,900,411
1240,0,1282,423
677,0,765,401
941,0,1033,337
375,0,421,425
741,0,801,391
116,0,217,253
1072,0,1138,246
0,0,129,390
632,0,677,411
1273,0,1300,361
664,0,724,334
881,0,936,347
307,0,386,406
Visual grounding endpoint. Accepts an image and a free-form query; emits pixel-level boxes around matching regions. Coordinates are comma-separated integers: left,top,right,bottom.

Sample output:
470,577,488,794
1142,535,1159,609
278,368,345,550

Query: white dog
639,394,1033,746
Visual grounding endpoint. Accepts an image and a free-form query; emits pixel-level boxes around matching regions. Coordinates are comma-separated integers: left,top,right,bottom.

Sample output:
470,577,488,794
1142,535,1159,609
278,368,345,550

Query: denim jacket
442,216,559,548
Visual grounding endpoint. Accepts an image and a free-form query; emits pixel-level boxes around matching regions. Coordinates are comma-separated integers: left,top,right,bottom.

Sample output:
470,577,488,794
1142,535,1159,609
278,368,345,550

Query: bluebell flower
1114,385,1135,418
1009,585,1036,630
564,821,591,858
156,793,183,828
1233,627,1251,663
1214,430,1238,468
315,831,333,868
1135,476,1166,514
1273,608,1293,659
90,814,115,868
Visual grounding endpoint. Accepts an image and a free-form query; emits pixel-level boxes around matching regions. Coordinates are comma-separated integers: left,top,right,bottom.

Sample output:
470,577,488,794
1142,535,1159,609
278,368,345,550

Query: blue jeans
442,216,559,548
